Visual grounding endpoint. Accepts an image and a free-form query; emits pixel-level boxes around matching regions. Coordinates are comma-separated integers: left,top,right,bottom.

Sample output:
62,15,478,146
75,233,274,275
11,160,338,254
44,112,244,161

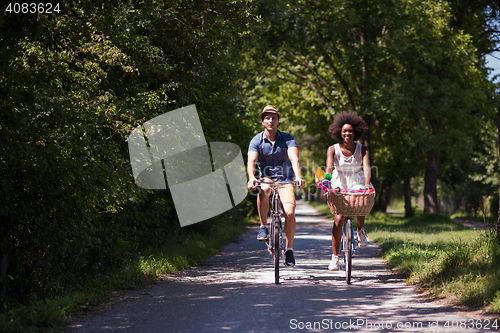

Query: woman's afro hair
328,111,368,141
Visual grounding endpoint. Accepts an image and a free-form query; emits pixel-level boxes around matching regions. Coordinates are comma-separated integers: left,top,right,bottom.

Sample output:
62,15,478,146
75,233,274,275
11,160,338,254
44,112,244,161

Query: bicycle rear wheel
345,218,352,284
273,216,280,284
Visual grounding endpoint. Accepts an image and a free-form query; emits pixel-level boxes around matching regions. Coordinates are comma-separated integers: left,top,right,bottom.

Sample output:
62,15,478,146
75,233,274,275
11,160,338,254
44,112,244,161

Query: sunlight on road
69,200,494,333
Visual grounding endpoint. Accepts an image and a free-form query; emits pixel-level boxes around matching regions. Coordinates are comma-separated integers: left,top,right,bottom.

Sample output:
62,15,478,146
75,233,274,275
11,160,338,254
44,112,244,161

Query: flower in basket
314,167,325,184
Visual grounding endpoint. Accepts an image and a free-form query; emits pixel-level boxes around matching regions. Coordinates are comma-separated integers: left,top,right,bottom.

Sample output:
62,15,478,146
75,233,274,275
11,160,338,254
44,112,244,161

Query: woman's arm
326,145,334,174
362,146,371,187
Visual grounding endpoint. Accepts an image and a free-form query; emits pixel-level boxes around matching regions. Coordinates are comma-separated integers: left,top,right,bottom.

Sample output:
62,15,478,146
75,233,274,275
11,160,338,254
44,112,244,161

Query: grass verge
309,201,500,314
0,212,254,332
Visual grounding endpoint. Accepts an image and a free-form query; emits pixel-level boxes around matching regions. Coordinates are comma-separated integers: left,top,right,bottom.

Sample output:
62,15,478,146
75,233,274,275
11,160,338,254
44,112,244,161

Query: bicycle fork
339,218,355,270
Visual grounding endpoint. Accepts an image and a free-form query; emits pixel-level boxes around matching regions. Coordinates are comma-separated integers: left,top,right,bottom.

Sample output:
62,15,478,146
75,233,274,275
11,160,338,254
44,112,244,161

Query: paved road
68,200,497,332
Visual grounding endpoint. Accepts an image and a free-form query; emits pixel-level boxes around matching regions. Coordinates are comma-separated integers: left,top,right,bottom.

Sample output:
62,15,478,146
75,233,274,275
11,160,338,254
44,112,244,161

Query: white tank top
333,143,362,173
330,143,367,190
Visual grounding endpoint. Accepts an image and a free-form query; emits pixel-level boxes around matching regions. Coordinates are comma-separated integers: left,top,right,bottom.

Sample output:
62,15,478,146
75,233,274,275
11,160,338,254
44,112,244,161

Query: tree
243,0,495,215
498,99,500,237
494,1,500,238
0,0,256,304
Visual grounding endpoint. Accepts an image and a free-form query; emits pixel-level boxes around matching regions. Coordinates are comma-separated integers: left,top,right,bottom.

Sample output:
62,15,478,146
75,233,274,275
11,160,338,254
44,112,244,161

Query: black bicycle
254,179,298,284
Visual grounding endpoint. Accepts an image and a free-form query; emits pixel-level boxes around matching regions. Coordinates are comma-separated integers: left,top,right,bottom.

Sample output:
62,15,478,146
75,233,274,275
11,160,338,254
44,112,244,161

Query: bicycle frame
340,215,355,284
269,184,283,284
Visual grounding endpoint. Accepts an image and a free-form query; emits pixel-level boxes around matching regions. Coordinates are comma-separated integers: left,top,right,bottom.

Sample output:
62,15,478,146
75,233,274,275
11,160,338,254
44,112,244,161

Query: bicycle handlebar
253,179,299,187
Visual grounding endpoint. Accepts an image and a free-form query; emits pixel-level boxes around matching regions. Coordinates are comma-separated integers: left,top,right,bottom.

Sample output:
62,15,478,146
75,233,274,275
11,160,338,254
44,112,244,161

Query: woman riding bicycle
325,111,374,271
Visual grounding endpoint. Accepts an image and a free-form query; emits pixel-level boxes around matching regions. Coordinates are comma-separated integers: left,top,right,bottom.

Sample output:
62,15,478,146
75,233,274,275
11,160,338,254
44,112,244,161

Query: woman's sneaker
257,225,269,241
328,254,339,271
357,228,367,248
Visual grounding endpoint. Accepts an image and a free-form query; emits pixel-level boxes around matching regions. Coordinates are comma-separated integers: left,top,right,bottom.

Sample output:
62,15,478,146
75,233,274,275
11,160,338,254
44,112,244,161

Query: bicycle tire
273,216,280,284
345,217,352,284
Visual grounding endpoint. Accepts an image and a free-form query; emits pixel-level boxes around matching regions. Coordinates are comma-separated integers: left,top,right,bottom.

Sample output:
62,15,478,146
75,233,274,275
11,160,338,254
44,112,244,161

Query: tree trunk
377,180,392,212
424,147,440,213
404,177,414,217
1,231,9,305
497,98,500,238
493,0,500,239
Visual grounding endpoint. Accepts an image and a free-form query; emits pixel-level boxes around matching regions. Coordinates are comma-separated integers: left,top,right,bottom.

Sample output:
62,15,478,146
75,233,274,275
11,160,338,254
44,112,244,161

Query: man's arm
247,151,259,190
287,146,305,190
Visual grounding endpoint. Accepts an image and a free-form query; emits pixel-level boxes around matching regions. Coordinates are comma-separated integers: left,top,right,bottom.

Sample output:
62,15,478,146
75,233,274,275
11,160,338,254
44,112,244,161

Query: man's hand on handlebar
248,178,304,191
248,178,257,191
295,178,305,191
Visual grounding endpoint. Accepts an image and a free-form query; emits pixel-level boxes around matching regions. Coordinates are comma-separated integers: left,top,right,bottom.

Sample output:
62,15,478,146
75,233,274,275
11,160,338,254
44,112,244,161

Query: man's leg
256,186,271,241
279,185,296,267
282,203,296,249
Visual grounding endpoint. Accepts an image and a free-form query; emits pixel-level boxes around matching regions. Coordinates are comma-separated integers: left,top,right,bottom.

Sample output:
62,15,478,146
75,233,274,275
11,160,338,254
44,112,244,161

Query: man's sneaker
328,255,339,271
358,227,367,248
257,226,269,241
285,250,295,267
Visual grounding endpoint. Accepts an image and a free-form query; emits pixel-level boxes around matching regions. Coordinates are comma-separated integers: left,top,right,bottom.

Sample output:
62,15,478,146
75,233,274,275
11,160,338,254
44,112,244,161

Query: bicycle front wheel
345,218,352,284
273,217,280,284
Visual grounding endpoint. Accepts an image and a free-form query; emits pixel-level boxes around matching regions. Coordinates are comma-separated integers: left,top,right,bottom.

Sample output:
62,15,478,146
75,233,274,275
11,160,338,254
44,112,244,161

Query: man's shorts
262,177,296,206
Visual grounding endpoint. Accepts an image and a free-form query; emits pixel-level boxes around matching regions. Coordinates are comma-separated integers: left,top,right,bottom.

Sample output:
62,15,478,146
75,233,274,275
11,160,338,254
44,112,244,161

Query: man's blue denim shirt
248,130,297,181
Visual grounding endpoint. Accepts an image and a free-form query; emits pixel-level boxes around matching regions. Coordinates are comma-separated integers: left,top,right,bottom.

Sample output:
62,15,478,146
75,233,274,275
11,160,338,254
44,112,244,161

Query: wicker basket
327,191,375,216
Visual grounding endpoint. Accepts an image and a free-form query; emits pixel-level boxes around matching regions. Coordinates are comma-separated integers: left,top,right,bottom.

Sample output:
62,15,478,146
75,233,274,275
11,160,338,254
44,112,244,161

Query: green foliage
1,0,500,327
0,202,252,332
239,0,499,214
0,0,256,311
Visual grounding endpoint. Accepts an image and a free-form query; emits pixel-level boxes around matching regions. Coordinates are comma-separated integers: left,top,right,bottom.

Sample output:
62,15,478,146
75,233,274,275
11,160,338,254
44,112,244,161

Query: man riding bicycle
247,105,305,267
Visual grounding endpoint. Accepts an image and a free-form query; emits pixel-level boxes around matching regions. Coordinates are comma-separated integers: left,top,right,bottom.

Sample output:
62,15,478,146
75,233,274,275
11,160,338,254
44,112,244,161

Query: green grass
310,201,500,313
0,293,109,333
1,213,254,332
451,212,497,224
368,212,500,313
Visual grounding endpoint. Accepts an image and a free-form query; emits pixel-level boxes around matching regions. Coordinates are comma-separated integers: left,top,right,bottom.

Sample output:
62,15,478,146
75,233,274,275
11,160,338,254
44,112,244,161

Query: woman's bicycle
327,189,374,285
339,214,355,284
254,179,298,284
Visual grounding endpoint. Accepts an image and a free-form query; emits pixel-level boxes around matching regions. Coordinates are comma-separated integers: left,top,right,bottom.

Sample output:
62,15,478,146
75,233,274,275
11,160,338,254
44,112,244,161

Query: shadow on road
69,202,488,333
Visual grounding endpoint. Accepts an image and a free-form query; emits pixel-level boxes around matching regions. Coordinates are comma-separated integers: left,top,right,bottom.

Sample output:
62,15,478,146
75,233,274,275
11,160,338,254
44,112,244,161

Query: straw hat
258,105,281,120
